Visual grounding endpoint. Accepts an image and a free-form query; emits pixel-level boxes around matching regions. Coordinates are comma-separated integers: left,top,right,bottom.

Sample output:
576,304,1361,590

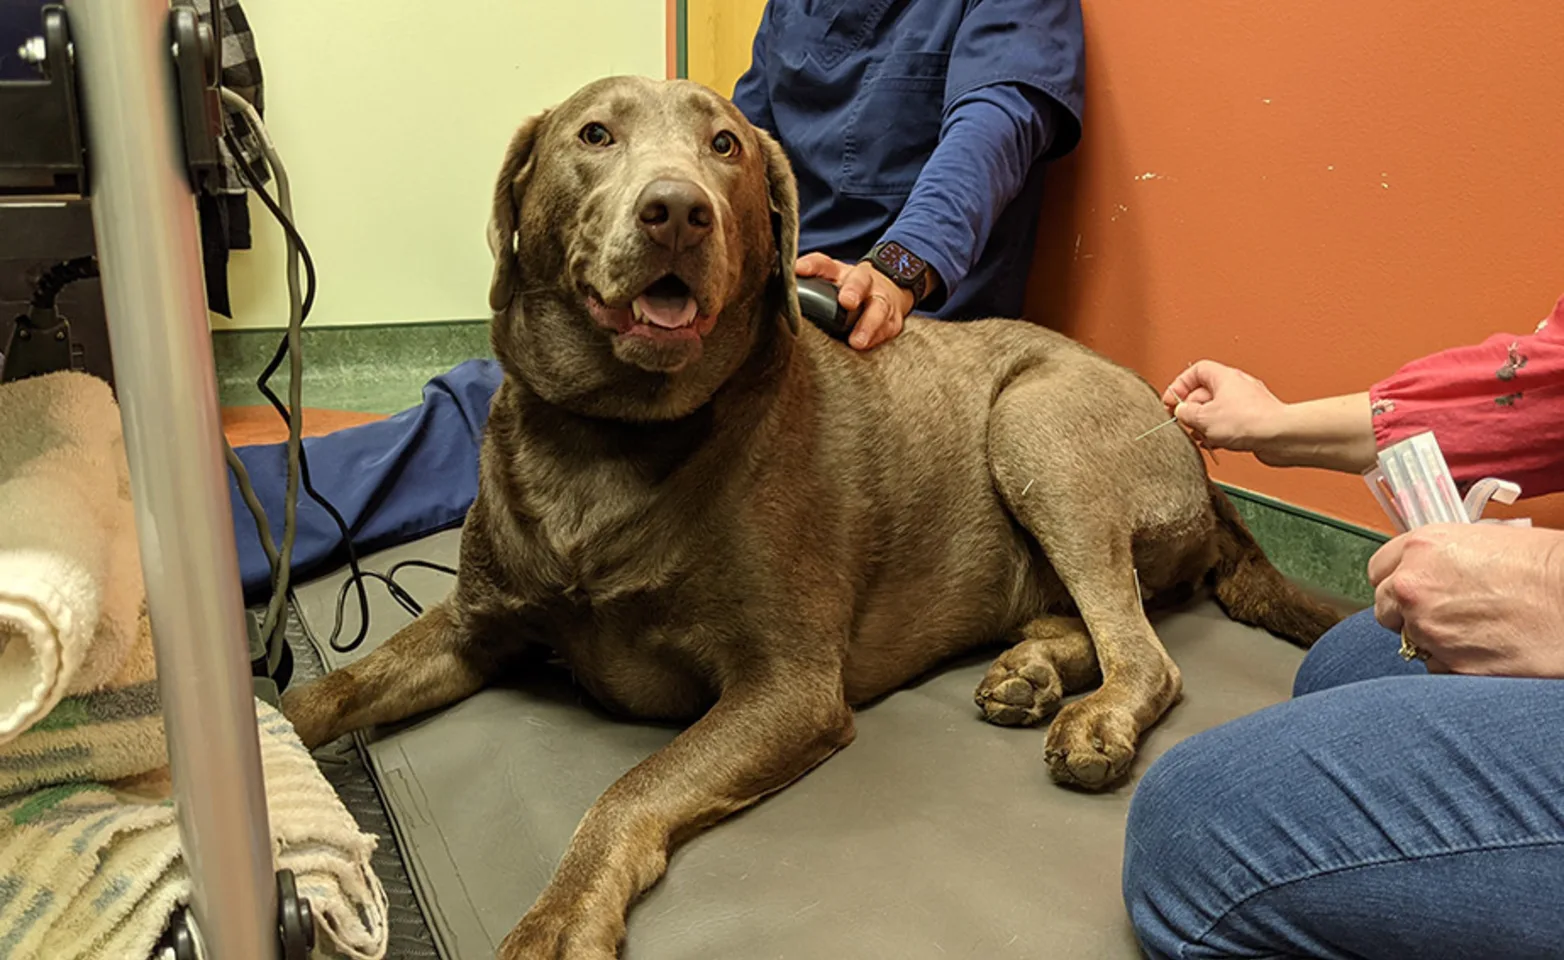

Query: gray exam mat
293,529,1309,959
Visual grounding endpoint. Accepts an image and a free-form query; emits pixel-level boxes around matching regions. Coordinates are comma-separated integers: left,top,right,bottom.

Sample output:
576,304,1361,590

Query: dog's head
487,76,800,420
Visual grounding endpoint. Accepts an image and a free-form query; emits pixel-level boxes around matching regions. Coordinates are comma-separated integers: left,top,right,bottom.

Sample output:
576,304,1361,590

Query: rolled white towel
0,372,144,744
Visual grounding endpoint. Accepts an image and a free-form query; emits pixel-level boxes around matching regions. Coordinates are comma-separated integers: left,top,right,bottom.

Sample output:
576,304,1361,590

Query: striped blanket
0,688,386,960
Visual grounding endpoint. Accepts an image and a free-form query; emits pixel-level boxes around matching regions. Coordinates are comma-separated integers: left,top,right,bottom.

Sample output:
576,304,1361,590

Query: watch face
875,242,924,284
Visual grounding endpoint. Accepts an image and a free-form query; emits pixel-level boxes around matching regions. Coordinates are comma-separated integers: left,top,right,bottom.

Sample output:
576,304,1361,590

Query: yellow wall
219,0,666,330
686,0,766,97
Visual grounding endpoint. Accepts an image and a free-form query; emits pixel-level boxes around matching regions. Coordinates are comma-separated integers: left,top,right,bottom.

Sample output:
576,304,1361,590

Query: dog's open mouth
587,275,714,343
633,275,698,330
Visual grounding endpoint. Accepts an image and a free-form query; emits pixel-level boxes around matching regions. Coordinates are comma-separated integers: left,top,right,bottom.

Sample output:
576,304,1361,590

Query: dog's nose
636,179,714,251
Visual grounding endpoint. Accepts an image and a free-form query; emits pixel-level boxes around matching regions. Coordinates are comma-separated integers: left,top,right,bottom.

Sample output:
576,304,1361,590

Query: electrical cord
226,138,382,655
318,559,457,653
217,90,375,656
29,256,100,310
216,90,456,661
216,87,308,671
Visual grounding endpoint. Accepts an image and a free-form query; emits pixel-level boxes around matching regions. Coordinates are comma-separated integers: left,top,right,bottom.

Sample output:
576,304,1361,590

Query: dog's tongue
635,291,699,329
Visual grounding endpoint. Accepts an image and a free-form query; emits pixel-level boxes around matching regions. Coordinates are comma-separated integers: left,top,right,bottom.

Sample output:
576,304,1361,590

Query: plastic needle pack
1362,431,1528,533
1363,431,1529,662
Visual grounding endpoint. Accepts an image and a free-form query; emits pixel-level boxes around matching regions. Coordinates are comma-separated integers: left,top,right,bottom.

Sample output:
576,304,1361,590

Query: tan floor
220,406,387,447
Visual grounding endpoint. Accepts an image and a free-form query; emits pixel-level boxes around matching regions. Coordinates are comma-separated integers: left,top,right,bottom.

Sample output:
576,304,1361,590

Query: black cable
29,256,100,310
222,130,378,653
319,559,458,654
386,559,460,578
209,0,222,81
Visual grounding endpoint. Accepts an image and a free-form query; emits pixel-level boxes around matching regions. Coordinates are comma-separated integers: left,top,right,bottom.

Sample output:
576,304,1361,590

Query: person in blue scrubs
733,0,1085,349
228,2,1084,607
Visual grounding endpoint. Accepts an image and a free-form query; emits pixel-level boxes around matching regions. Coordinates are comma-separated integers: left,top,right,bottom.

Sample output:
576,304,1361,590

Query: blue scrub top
732,0,1085,321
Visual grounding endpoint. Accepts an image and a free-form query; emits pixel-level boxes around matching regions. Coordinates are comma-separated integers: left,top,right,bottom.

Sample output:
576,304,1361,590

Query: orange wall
1025,2,1564,532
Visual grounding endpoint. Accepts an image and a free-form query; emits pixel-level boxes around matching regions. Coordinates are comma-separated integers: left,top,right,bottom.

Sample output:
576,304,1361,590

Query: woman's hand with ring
1369,523,1564,678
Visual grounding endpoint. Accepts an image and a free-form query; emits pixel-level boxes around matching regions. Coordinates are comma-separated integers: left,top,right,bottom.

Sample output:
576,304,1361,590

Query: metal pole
62,2,278,956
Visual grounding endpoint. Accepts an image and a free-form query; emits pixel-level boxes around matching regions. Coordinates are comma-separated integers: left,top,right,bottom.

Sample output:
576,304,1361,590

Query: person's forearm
1369,313,1564,498
879,84,1053,310
1256,393,1376,473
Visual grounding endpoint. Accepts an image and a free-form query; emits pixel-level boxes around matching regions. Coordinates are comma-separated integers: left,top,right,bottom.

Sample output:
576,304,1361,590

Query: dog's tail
1206,483,1343,647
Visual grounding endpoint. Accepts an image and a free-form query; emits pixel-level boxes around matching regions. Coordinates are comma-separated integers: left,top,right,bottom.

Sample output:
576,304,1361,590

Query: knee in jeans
1292,609,1410,698
1123,734,1219,935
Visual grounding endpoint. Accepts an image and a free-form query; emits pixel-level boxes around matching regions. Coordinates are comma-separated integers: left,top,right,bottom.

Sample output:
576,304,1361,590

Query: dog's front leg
282,601,496,749
499,677,855,960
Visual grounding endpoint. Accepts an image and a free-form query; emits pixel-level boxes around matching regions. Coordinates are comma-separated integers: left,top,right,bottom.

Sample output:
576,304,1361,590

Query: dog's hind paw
974,646,1064,727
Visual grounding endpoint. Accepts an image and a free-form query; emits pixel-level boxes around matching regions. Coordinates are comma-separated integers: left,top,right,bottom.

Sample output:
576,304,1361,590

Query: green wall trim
1220,483,1380,607
675,0,687,79
212,320,491,415
1221,483,1388,544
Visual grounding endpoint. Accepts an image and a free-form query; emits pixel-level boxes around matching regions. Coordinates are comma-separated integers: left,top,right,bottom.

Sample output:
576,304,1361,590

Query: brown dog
280,76,1340,959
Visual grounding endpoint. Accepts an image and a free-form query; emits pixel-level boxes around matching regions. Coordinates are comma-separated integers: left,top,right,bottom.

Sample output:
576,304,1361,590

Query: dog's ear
487,110,551,313
757,129,801,337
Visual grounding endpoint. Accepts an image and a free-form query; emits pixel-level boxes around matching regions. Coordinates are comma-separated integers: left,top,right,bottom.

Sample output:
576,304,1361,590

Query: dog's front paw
279,679,342,750
974,646,1064,727
498,902,619,960
1042,699,1138,789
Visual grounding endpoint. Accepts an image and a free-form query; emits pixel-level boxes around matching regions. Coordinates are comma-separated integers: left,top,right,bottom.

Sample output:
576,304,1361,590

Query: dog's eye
711,130,740,158
579,122,614,148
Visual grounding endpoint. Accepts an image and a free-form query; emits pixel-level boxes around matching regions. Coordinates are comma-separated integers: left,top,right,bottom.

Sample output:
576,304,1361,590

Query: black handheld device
796,275,853,341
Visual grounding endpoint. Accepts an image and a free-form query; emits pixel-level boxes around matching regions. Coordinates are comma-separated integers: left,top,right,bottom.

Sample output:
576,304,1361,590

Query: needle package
1362,431,1528,532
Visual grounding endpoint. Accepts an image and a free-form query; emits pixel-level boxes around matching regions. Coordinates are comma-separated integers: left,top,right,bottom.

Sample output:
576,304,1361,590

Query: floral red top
1370,293,1564,499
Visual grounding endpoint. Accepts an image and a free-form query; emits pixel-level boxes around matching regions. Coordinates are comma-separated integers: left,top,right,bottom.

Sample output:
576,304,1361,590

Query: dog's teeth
631,300,645,323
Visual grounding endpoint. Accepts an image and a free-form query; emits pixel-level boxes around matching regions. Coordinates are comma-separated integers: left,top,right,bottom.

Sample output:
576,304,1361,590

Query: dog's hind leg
280,601,493,749
974,616,1100,727
986,378,1187,789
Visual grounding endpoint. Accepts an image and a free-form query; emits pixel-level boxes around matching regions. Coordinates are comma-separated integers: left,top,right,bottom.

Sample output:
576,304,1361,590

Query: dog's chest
509,452,689,602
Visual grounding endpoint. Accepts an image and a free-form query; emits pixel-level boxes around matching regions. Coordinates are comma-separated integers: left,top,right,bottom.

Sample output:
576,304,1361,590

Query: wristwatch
864,240,934,306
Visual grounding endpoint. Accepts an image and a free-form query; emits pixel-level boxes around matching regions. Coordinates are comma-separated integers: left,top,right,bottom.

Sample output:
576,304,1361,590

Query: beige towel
0,613,163,799
0,371,387,959
0,700,388,960
0,373,144,743
0,594,391,960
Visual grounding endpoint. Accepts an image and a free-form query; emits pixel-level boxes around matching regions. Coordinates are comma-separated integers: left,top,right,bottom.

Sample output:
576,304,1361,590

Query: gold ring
1398,631,1431,662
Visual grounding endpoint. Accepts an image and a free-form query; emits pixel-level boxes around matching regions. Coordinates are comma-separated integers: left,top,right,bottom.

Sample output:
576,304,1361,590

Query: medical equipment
0,3,313,956
1133,416,1180,442
1363,431,1527,533
797,275,854,340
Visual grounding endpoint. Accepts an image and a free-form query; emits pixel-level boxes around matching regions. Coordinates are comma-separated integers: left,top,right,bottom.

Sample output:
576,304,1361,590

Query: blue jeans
1123,610,1564,959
